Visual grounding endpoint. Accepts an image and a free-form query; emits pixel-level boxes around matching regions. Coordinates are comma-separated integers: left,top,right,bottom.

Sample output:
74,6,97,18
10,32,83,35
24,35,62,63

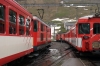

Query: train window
9,26,16,34
0,4,5,20
19,15,24,26
26,19,30,27
26,19,30,35
41,24,43,31
93,23,100,34
41,33,43,41
26,29,30,35
19,15,24,35
0,24,4,33
0,4,5,33
19,28,24,35
78,23,90,34
33,20,38,32
9,10,16,23
9,10,16,34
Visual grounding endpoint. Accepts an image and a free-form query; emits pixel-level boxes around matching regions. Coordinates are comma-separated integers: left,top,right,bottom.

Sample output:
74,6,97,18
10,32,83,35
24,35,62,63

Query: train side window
41,33,43,41
0,4,5,20
19,15,24,35
26,19,30,27
9,10,16,23
9,26,16,34
0,4,5,33
26,19,30,35
41,24,44,31
33,20,38,32
26,29,30,35
93,23,100,34
19,28,24,35
9,10,16,34
19,15,24,26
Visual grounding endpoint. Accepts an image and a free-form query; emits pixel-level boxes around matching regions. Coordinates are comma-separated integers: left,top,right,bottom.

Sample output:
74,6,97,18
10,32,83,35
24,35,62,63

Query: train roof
79,13,100,20
78,15,95,22
79,15,94,19
5,0,32,17
33,16,51,28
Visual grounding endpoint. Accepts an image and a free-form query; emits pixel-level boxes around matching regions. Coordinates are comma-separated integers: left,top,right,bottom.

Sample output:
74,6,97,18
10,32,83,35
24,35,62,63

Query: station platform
61,58,85,66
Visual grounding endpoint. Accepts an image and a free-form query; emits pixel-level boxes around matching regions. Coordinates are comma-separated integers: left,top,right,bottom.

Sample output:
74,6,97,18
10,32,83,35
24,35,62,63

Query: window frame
93,23,100,34
41,33,43,41
19,15,25,35
33,20,38,32
78,23,90,34
19,15,25,26
0,4,5,34
0,4,5,20
41,23,44,31
9,9,17,24
26,18,30,36
9,9,17,34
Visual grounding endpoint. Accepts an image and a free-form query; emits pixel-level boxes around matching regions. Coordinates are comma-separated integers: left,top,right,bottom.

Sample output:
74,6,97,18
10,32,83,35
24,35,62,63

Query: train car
32,16,51,51
65,31,71,42
56,34,61,41
56,33,65,42
0,0,33,65
61,33,66,42
0,0,51,65
47,27,51,43
65,14,100,52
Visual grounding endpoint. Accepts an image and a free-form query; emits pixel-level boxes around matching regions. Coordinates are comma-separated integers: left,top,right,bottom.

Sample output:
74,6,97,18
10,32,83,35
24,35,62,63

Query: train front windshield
78,23,90,34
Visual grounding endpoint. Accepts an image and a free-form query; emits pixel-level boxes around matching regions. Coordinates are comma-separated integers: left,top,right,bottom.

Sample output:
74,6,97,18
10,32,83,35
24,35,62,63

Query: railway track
30,42,73,66
30,44,100,66
74,52,100,66
87,55,100,66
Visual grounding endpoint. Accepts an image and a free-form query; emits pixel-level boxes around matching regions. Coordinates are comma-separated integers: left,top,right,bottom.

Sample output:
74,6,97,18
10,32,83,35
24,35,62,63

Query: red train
33,16,51,51
0,0,51,65
56,14,100,52
56,33,65,42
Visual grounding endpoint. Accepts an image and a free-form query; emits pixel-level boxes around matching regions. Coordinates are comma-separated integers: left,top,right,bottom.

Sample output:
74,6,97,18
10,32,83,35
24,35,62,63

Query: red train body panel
0,0,51,65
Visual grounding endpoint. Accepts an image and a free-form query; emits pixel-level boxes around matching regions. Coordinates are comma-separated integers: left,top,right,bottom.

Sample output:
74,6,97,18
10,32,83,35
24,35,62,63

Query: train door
46,26,48,43
33,20,38,49
0,4,5,33
9,9,17,35
76,24,79,48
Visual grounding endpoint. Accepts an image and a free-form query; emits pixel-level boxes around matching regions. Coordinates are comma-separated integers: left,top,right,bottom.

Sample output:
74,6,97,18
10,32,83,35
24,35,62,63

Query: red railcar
32,16,51,51
56,34,61,41
0,0,51,65
65,14,100,52
47,27,51,43
56,33,65,42
0,0,33,65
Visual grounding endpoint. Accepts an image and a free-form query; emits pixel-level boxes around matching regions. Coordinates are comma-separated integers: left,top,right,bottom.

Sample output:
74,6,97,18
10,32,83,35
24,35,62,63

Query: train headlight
92,41,100,48
83,36,89,40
